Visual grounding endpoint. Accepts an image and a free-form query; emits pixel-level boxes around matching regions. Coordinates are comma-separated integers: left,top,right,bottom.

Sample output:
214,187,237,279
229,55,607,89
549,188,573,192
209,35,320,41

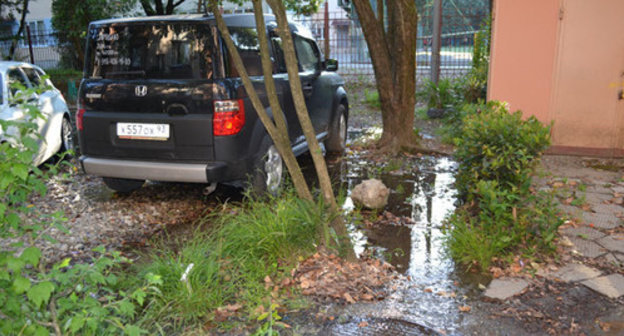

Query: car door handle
302,84,313,96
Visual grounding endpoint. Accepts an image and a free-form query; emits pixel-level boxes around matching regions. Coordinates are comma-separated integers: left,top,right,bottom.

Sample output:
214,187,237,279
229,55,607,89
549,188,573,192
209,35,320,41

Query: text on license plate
117,123,170,140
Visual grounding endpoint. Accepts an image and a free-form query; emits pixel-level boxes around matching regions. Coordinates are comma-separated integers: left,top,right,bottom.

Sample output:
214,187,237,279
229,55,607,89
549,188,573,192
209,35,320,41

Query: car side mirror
324,58,338,72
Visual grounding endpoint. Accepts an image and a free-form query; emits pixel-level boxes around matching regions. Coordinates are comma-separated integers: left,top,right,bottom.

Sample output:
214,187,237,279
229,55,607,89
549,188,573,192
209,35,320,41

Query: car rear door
79,21,221,162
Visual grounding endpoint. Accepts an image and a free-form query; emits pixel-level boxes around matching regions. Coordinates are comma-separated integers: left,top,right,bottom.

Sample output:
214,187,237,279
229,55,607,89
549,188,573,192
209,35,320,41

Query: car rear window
85,23,218,80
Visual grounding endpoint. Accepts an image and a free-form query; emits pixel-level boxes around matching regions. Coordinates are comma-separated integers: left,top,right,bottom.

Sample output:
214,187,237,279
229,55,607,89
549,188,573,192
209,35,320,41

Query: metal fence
294,8,489,80
0,28,62,69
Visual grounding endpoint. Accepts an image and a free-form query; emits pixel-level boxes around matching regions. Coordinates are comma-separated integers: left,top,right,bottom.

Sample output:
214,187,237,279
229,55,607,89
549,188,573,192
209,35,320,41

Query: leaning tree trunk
267,0,355,260
353,0,418,154
9,0,29,60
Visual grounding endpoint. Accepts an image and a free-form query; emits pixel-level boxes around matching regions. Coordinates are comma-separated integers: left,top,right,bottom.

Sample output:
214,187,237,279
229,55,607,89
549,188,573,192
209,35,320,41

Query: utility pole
430,0,442,84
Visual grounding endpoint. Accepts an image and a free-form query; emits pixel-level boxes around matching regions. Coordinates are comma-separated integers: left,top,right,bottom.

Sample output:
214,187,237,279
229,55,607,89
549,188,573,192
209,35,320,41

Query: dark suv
76,14,348,193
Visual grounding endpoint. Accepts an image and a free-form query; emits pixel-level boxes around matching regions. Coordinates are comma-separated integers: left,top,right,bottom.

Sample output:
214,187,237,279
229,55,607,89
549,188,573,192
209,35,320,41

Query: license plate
117,123,170,141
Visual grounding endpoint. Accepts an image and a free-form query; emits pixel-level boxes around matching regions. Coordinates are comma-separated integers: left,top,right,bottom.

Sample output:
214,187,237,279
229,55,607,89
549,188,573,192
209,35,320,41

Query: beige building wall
488,0,560,124
489,0,624,156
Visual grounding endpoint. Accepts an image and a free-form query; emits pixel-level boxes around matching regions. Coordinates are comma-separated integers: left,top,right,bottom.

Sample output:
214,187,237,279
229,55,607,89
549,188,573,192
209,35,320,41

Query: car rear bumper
80,156,228,183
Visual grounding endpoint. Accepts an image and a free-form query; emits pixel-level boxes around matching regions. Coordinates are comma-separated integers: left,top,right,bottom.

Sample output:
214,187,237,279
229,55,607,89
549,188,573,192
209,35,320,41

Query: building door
551,0,624,155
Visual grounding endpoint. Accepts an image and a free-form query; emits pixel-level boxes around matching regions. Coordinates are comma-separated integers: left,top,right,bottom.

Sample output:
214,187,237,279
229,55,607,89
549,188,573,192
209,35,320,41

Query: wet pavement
291,134,624,335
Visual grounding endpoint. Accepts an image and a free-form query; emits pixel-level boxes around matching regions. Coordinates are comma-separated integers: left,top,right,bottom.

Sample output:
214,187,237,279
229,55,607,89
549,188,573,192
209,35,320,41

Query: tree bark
267,0,355,260
352,0,419,154
9,0,28,60
208,0,314,202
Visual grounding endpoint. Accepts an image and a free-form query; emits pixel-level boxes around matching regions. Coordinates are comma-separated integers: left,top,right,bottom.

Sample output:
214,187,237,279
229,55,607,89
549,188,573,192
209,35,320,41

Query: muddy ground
9,86,624,335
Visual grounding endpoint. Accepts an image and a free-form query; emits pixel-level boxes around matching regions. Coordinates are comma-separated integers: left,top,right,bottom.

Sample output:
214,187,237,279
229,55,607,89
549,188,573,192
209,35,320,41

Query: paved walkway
486,156,624,301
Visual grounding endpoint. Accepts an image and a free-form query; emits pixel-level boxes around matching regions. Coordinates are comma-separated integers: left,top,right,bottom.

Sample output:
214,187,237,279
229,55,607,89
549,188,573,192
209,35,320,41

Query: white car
0,61,73,166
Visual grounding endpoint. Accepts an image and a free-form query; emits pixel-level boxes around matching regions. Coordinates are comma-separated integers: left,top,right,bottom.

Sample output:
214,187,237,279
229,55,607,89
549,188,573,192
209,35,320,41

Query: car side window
294,36,320,72
22,67,43,87
7,68,30,97
225,27,263,77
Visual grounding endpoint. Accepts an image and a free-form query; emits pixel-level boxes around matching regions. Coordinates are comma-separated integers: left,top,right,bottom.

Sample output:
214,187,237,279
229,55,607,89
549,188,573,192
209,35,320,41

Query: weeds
130,192,328,334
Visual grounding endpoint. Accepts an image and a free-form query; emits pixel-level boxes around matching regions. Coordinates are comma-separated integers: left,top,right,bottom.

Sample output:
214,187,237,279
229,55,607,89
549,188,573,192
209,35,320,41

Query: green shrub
453,101,551,195
446,181,562,271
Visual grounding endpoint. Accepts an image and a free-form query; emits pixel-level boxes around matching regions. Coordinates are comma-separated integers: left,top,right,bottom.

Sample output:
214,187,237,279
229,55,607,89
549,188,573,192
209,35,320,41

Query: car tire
325,104,348,153
250,143,283,197
59,115,74,159
103,177,145,193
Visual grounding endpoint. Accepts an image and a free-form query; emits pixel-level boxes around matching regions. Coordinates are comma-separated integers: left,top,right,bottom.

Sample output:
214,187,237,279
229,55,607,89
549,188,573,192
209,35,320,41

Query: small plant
416,79,458,118
363,88,381,109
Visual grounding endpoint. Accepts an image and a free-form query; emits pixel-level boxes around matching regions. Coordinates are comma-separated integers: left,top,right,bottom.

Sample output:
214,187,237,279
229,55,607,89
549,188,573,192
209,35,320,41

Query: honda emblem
135,85,148,97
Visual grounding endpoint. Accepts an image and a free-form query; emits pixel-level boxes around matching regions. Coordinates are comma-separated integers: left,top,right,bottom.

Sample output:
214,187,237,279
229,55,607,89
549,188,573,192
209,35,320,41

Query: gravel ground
2,162,234,263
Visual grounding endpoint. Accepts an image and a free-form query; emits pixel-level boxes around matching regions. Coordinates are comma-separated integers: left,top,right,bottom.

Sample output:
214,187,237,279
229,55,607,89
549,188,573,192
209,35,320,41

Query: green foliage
453,101,551,195
363,88,380,109
445,101,560,272
445,181,562,270
455,17,491,104
417,78,459,110
0,81,157,335
133,192,326,333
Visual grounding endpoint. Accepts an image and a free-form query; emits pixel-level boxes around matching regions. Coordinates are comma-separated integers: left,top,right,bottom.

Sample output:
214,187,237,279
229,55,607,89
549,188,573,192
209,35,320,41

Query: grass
124,191,329,334
363,89,381,109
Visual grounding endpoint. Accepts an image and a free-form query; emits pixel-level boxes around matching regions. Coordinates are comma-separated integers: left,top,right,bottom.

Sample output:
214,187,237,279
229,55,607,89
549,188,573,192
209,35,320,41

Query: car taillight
213,99,245,136
76,105,85,131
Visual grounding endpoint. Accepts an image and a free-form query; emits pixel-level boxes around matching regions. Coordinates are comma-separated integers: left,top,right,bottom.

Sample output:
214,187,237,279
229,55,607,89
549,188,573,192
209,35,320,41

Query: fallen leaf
344,292,356,304
459,305,471,312
424,288,433,293
358,321,369,328
224,303,242,312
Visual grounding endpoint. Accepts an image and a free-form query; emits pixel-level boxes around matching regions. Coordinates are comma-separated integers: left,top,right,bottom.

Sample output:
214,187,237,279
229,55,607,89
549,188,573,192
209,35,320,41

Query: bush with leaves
453,101,551,195
444,101,560,272
0,83,158,336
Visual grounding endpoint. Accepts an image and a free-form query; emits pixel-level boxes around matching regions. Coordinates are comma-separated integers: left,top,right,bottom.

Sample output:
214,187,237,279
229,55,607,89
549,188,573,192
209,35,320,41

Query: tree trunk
353,0,419,154
267,0,355,260
208,0,314,202
9,0,28,60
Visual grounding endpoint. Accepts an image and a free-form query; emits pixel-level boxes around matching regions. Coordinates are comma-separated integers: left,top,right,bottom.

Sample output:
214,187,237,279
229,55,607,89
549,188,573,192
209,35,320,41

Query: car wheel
59,115,74,158
325,104,348,153
103,177,144,193
251,144,283,197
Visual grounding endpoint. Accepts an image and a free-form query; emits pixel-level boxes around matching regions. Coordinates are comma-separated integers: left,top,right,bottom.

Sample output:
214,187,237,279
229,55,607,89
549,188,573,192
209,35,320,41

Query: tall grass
129,192,328,333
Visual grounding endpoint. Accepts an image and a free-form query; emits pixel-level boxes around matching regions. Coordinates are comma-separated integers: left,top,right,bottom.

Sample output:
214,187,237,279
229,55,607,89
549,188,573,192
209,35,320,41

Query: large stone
581,274,624,299
551,264,601,282
351,179,390,210
568,237,607,258
596,235,624,254
483,278,529,301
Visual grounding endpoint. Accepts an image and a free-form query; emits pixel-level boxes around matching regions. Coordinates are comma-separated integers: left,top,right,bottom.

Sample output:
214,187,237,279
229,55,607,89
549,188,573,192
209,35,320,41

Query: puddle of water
319,131,490,333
